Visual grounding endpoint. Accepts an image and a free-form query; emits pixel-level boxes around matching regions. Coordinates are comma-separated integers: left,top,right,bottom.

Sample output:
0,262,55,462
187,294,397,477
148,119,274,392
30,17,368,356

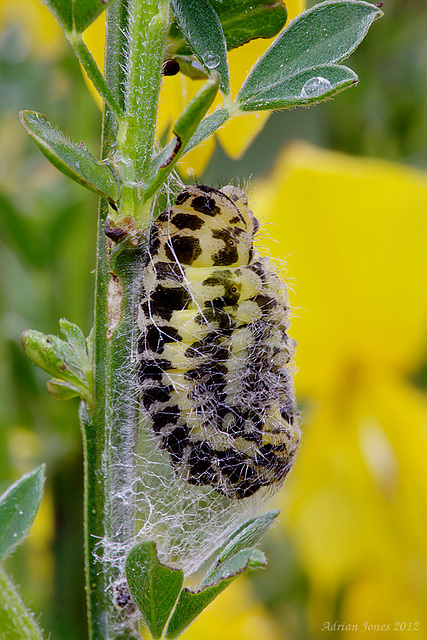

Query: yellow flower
252,142,427,633
84,0,306,175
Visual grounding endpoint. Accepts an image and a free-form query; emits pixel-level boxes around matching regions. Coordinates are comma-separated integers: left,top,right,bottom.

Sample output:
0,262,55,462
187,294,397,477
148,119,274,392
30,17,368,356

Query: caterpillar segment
138,185,300,499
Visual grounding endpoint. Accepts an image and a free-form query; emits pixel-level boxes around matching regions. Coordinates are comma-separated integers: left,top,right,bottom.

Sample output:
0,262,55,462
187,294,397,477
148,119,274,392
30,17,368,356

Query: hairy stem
83,1,169,638
116,0,170,221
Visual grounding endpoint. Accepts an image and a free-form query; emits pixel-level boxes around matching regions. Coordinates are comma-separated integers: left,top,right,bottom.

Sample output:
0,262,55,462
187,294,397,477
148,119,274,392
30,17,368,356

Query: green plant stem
0,566,44,640
67,33,124,122
116,0,170,221
82,1,171,638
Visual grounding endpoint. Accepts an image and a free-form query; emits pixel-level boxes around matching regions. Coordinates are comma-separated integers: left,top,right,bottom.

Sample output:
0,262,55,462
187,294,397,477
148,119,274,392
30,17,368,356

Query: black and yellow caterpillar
138,185,300,499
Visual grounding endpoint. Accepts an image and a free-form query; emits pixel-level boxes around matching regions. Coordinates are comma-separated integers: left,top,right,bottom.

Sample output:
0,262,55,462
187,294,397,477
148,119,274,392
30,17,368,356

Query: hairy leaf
169,0,287,54
238,0,383,109
126,541,184,640
20,111,118,206
44,0,115,34
240,64,358,110
170,0,230,94
0,467,45,559
166,548,265,638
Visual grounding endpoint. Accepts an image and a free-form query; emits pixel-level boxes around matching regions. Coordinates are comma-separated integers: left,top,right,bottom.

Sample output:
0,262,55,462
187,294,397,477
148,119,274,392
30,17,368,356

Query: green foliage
215,510,280,562
0,567,45,640
164,539,266,640
240,64,358,110
237,0,383,109
165,578,237,639
0,470,46,640
0,467,45,560
212,0,288,50
19,0,382,217
21,320,92,403
168,0,287,55
20,111,119,206
199,548,267,590
126,528,270,640
44,0,116,34
170,0,230,95
126,542,184,640
184,107,230,154
4,0,427,636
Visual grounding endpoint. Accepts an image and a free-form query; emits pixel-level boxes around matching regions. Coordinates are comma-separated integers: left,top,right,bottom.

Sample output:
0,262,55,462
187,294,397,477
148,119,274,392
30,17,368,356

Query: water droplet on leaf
301,76,332,99
203,52,220,69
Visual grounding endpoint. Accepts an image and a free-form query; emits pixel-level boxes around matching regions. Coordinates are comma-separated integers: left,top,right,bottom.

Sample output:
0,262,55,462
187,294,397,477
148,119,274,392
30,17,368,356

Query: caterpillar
137,185,300,500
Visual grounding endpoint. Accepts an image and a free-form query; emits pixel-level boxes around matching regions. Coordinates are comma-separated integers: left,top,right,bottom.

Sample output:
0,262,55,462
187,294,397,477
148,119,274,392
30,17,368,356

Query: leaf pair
21,319,93,403
170,0,289,94
183,0,383,156
237,0,383,110
126,511,279,639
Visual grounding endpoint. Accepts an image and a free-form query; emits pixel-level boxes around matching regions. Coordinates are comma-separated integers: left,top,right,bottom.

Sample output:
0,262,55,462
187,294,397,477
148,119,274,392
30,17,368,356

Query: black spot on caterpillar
138,185,300,500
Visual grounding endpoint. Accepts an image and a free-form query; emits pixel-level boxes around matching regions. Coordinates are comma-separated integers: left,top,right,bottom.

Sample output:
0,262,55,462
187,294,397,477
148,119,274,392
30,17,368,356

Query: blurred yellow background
1,0,427,638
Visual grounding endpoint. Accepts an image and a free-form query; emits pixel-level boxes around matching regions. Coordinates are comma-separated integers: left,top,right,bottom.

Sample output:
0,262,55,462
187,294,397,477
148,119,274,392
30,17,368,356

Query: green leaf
165,579,233,639
19,111,118,206
143,77,219,201
172,56,209,81
217,510,279,562
0,567,45,640
182,107,230,155
21,320,92,403
46,379,82,400
200,548,267,589
238,0,383,108
170,0,230,94
211,0,287,50
169,0,287,54
44,0,115,34
240,64,358,110
126,541,184,640
165,548,265,639
0,466,45,560
59,319,87,356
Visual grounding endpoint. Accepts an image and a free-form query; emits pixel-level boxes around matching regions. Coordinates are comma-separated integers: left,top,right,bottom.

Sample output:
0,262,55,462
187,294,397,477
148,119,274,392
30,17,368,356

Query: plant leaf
169,0,287,54
21,320,92,403
0,466,45,559
200,548,266,589
238,0,383,107
214,0,288,50
59,319,87,356
46,379,82,400
240,64,358,110
126,541,184,640
165,548,265,639
182,107,230,155
170,0,230,94
217,510,279,562
143,77,219,201
0,566,45,640
44,0,116,34
20,111,118,205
